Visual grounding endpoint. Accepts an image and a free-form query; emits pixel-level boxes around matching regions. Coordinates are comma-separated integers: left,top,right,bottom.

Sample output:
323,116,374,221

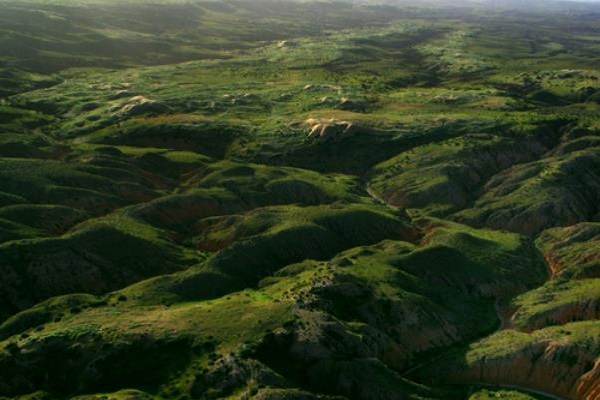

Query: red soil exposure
544,253,562,281
443,336,600,399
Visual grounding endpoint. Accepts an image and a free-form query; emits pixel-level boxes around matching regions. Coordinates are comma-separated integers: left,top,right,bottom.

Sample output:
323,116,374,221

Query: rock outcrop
304,118,358,140
111,96,170,119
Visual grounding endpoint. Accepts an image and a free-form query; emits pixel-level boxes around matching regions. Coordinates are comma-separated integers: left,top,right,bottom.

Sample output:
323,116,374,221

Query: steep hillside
0,0,598,399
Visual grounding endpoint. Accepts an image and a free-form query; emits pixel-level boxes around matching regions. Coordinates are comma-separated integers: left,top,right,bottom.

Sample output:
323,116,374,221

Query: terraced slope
0,0,599,399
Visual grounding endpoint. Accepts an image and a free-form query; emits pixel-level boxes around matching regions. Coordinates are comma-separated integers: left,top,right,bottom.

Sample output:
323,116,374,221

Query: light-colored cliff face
434,323,600,399
577,358,600,400
512,290,600,332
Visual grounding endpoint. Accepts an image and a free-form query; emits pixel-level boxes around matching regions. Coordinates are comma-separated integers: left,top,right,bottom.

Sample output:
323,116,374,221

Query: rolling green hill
0,0,598,399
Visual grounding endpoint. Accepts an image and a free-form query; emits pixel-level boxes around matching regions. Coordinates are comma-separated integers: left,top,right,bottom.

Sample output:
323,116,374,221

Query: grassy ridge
0,0,598,398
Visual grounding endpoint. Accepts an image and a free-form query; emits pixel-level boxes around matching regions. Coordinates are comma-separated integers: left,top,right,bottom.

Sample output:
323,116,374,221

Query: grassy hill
0,0,598,399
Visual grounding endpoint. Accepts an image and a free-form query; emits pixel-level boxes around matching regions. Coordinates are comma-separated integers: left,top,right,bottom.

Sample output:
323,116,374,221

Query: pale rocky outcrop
111,95,170,119
304,118,358,140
